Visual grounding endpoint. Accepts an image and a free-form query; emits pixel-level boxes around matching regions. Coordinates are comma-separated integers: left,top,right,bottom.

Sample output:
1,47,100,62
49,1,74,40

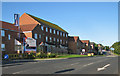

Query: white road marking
13,72,21,74
12,70,25,74
97,64,110,71
71,63,79,65
83,62,94,67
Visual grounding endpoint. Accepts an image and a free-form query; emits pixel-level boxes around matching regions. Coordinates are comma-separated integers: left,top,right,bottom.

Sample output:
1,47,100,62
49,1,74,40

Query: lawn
57,55,88,58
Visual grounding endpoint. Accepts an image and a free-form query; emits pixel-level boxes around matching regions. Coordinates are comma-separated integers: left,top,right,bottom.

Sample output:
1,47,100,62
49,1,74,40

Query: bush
48,53,56,58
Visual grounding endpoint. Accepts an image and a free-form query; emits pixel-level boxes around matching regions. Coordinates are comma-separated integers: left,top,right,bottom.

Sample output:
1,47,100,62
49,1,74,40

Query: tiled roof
73,36,79,42
81,40,90,44
26,13,68,33
0,21,22,33
20,24,37,31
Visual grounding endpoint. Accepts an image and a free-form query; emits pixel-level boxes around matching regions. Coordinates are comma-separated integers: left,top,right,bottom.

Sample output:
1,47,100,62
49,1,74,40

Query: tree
111,41,120,55
104,46,110,51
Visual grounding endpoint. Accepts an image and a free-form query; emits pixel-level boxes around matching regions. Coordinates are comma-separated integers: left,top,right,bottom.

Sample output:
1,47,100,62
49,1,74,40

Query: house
98,44,103,54
0,21,25,55
81,40,90,52
68,36,83,54
19,13,68,54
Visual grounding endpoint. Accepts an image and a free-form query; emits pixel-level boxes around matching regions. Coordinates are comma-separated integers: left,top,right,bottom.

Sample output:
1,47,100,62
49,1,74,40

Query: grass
56,55,88,58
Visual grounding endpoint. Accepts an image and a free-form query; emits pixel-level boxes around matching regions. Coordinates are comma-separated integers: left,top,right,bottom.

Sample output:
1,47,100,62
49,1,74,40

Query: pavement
2,55,119,74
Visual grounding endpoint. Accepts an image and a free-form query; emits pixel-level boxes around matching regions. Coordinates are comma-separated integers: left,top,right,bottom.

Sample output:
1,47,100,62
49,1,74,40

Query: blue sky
2,2,118,46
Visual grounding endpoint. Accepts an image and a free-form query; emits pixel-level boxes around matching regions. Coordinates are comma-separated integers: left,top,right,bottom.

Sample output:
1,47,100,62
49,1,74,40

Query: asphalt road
2,56,119,74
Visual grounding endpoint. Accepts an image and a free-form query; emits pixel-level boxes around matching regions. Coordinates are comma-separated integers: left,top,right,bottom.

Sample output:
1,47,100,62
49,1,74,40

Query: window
50,37,52,42
60,32,62,36
1,44,5,51
54,30,56,34
63,33,65,37
34,33,37,39
8,34,10,40
66,34,68,37
39,34,41,38
41,25,44,30
57,31,59,35
46,36,48,42
60,39,62,44
50,29,52,33
46,27,48,32
57,39,59,42
1,30,5,37
54,38,56,42
66,41,68,44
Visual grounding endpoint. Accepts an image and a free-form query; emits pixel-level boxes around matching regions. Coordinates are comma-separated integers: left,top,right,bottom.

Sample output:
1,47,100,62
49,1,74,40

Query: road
2,56,119,74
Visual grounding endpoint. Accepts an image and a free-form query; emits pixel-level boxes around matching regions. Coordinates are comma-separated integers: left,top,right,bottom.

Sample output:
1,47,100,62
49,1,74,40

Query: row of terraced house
1,13,98,55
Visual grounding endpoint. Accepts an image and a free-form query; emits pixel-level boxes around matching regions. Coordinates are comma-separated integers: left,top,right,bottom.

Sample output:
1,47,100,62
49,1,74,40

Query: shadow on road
54,68,75,74
2,63,23,67
2,59,38,65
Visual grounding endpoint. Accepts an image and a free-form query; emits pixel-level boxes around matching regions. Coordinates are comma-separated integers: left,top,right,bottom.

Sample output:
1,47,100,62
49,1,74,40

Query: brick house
19,13,68,54
81,40,90,52
68,36,83,54
0,21,25,55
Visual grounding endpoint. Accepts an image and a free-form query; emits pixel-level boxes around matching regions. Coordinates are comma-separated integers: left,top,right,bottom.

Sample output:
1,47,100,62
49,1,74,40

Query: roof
26,13,68,33
90,42,95,45
81,40,90,44
68,36,79,42
73,36,79,42
20,24,37,31
0,21,22,33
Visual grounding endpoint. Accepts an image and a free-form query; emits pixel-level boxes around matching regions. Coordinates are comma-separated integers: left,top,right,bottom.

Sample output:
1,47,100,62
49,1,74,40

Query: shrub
48,53,56,58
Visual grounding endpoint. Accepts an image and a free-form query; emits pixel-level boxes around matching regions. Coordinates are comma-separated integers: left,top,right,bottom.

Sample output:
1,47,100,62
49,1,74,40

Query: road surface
2,56,119,74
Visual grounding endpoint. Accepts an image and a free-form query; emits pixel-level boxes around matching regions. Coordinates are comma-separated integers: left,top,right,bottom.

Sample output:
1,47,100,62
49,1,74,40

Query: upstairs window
41,25,44,31
46,27,48,32
57,31,59,35
46,36,48,42
60,32,62,36
1,44,5,51
66,34,68,37
34,33,37,39
54,30,56,34
63,33,65,37
50,28,52,33
1,30,5,37
8,34,10,40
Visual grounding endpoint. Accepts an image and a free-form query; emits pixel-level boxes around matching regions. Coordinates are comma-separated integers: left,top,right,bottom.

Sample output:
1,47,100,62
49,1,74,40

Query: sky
2,2,118,46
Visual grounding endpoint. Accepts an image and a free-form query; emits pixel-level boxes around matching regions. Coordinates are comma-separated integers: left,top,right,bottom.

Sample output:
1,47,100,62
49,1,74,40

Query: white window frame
34,33,37,39
1,30,5,37
1,44,5,51
8,34,10,40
